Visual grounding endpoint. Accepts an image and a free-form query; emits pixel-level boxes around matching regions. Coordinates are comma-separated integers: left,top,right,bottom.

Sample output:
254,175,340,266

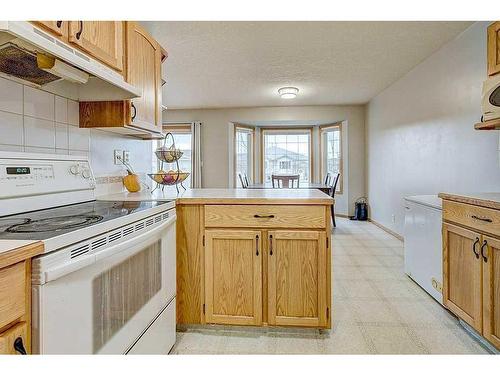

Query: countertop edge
0,241,44,269
175,197,334,205
438,193,500,211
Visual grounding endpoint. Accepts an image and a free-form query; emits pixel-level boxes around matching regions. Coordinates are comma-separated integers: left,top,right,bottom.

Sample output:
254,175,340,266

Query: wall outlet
114,150,123,165
391,214,396,223
122,151,130,164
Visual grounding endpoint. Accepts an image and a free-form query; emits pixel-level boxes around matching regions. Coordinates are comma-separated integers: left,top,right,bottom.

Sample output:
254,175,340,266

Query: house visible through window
234,125,254,186
153,125,193,188
262,129,312,183
321,123,342,192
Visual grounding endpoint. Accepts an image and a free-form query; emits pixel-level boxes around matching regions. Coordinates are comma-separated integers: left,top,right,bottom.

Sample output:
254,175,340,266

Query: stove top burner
6,215,104,233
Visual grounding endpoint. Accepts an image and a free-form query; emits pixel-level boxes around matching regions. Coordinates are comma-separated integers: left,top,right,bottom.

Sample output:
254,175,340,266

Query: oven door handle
44,214,176,282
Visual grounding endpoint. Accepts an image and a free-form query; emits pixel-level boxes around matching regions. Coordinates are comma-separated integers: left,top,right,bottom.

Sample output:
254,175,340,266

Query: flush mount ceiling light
278,86,299,99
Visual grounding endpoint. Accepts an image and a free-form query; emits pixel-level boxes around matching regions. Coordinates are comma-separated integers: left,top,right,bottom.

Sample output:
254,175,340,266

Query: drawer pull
254,214,275,219
481,240,488,263
269,234,273,256
75,20,83,40
471,215,492,223
13,337,27,355
255,235,259,256
472,237,480,259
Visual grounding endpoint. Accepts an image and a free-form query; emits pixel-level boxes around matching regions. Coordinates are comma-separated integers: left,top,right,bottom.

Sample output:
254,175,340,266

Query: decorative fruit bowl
155,147,183,163
148,171,190,186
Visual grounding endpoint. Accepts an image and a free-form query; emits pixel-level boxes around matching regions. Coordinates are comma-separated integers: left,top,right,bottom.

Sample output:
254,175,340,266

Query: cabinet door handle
13,337,27,355
56,21,62,28
269,235,273,256
75,21,83,40
472,237,480,259
255,235,259,256
481,240,488,263
471,215,492,223
131,103,137,121
254,214,275,219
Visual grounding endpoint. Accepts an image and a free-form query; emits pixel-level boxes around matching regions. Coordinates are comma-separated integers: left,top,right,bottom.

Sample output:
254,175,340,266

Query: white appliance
0,21,140,100
403,195,443,305
0,152,176,354
481,73,500,122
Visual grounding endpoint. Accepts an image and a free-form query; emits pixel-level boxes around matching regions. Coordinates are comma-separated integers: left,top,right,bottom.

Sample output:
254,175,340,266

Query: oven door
32,214,176,354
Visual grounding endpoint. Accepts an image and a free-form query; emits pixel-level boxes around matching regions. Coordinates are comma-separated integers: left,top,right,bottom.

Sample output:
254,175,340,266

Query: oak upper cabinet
442,223,483,332
268,230,327,327
68,21,124,72
482,235,500,348
125,21,163,129
488,21,500,76
31,21,68,39
204,230,262,326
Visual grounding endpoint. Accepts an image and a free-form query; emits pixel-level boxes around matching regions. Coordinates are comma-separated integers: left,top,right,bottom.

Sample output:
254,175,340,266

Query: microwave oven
481,74,500,121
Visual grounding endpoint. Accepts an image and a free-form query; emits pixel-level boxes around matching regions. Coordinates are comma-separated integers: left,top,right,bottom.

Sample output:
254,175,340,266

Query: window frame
158,124,193,188
260,127,314,184
319,122,343,194
233,124,255,187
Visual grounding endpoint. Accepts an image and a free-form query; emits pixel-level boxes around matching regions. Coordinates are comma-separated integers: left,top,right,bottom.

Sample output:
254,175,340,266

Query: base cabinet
268,230,327,327
442,199,500,350
443,223,483,331
482,236,500,348
204,230,262,326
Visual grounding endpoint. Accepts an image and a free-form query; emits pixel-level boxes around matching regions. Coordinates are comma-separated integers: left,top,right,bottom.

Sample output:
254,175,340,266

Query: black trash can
350,197,368,221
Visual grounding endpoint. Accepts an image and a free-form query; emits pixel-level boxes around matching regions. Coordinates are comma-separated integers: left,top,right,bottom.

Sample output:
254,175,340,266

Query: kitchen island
105,188,334,329
175,189,333,329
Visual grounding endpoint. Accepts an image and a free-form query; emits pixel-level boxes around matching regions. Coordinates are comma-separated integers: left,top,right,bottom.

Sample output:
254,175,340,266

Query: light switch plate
123,150,130,164
114,150,123,165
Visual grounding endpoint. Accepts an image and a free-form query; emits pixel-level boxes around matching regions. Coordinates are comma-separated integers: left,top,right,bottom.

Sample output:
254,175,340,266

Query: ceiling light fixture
278,86,299,99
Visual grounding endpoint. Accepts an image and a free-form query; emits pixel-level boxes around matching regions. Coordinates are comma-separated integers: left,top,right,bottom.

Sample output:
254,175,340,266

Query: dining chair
330,173,340,227
243,172,250,187
271,174,300,188
323,173,332,186
238,173,248,188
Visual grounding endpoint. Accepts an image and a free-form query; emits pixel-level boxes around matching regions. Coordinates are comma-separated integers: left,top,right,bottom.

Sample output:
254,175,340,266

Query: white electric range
0,152,176,354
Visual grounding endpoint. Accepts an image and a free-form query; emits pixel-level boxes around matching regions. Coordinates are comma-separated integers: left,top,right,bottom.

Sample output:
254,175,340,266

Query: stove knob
70,165,80,175
82,169,91,179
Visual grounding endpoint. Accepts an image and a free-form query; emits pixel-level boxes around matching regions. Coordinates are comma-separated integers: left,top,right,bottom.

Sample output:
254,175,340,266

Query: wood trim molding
368,218,404,242
319,122,344,194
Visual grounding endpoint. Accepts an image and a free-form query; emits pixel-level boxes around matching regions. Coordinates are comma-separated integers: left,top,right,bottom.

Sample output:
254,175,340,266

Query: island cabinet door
204,230,262,326
482,236,500,349
443,223,483,332
267,230,327,327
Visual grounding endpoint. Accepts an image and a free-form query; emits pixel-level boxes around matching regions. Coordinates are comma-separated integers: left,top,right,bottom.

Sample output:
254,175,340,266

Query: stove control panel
0,155,95,198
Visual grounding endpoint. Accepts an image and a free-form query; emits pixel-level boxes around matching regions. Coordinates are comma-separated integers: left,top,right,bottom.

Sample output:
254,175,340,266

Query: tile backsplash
0,76,154,196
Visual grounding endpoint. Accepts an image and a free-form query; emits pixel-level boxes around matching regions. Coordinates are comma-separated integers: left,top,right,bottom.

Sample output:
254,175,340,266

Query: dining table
247,182,332,195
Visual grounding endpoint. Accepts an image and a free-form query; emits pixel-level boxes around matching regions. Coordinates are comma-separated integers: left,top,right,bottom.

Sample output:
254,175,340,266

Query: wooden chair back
243,172,250,187
271,174,300,188
323,173,332,185
238,173,248,188
330,173,340,197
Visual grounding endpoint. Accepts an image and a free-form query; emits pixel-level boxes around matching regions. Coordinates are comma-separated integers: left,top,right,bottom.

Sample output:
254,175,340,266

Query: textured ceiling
143,21,472,109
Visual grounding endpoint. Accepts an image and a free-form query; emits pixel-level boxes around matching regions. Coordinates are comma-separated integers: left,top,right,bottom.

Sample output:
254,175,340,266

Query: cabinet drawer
0,262,26,329
0,322,28,354
443,201,500,235
205,205,326,228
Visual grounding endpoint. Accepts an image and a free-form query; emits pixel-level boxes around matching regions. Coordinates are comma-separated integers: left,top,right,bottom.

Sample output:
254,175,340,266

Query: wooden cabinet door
268,230,327,327
204,230,262,326
488,21,500,76
443,223,483,332
125,22,162,129
68,21,124,72
32,21,68,39
482,235,500,349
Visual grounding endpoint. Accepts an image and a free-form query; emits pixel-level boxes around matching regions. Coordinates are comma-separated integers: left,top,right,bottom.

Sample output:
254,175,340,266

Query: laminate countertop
99,188,334,205
0,240,44,268
438,192,500,210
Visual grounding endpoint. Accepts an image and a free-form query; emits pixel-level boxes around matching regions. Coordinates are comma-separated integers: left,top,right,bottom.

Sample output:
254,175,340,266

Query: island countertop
438,192,500,210
99,188,334,205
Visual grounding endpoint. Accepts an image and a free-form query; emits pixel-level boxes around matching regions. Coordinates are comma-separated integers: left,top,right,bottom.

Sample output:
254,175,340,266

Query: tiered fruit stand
148,132,190,194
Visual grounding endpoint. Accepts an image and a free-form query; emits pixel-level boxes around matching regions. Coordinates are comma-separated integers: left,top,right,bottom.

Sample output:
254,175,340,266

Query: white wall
0,76,154,196
164,105,365,215
366,22,500,236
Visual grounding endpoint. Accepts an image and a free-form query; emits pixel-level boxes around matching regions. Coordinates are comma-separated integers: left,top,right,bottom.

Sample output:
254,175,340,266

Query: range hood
0,21,141,100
